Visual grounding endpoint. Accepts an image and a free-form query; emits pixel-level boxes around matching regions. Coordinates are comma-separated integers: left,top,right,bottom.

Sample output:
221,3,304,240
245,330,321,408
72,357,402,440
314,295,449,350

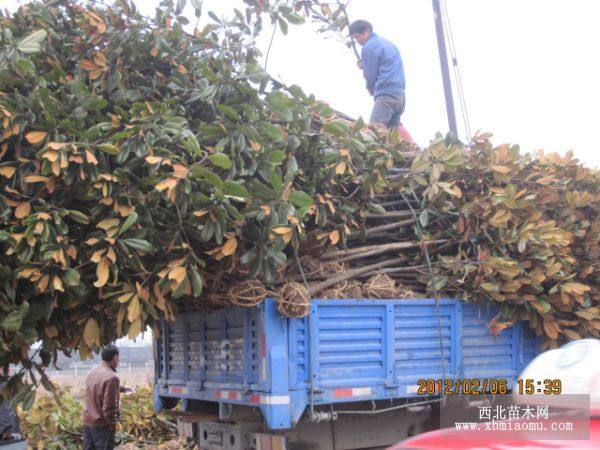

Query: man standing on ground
83,345,132,450
350,20,412,141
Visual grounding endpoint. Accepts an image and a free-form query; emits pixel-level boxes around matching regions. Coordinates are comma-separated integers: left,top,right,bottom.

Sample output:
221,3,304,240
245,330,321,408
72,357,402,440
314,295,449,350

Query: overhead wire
264,19,278,72
440,0,472,143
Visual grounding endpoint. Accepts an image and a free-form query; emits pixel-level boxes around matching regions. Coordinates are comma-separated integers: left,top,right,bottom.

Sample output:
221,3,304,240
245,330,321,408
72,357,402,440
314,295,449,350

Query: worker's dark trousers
370,92,406,129
83,425,115,450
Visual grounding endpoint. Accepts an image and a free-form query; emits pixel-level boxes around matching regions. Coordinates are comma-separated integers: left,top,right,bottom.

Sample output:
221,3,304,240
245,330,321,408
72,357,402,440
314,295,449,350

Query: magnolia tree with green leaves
0,0,598,408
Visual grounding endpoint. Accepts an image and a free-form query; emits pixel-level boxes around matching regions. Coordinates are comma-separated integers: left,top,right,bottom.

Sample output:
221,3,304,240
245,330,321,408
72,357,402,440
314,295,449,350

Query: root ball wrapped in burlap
342,280,364,299
320,259,346,277
395,283,422,299
228,279,268,307
363,274,396,299
322,280,348,299
277,282,310,317
322,280,364,299
207,292,233,306
234,263,251,278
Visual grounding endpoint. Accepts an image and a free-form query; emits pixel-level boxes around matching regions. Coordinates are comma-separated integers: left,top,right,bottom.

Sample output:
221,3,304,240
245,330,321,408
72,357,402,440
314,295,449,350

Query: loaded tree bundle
0,0,598,406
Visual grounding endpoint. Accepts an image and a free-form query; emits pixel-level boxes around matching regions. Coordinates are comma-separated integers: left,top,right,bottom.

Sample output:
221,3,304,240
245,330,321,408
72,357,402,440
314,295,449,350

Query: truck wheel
159,396,180,410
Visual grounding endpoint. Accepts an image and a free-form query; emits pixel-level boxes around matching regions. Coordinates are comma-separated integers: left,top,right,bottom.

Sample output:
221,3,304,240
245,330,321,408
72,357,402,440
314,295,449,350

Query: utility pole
432,0,458,136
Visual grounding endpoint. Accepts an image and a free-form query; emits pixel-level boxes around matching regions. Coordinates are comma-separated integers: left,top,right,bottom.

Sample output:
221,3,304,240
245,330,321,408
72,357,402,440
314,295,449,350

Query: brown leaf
537,176,555,185
329,230,340,245
0,166,15,178
83,318,101,347
193,210,209,218
127,295,141,322
67,245,78,259
156,177,177,191
172,163,189,179
82,59,100,71
93,256,110,287
97,218,119,230
117,293,134,303
47,142,66,150
106,246,117,263
90,249,106,263
85,150,98,164
562,329,581,340
491,165,511,174
168,266,187,284
153,282,167,313
52,276,64,292
221,237,238,256
24,175,50,183
127,318,143,340
15,202,31,219
249,140,262,151
562,282,591,295
25,131,47,144
145,156,163,164
335,161,346,175
51,160,60,176
282,230,293,244
543,318,559,340
42,150,59,162
37,275,50,292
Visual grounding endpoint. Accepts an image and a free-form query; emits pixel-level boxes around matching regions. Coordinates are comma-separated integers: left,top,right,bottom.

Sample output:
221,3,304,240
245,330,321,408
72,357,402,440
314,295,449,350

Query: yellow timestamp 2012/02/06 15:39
416,378,563,396
517,378,562,395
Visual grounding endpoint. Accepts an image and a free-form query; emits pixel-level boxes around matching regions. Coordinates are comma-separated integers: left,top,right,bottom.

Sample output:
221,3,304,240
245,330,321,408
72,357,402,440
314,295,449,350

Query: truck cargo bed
154,298,538,430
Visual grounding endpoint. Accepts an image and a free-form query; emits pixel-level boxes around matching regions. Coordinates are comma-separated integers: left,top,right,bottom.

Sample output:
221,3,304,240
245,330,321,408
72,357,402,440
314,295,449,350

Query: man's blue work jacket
361,32,406,98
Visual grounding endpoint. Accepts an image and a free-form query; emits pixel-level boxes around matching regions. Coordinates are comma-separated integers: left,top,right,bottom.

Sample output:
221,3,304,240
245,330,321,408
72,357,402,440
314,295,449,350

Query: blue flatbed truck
154,298,539,449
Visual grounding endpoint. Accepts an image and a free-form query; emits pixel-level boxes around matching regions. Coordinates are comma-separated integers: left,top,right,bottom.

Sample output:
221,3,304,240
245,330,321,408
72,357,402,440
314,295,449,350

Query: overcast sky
4,0,600,167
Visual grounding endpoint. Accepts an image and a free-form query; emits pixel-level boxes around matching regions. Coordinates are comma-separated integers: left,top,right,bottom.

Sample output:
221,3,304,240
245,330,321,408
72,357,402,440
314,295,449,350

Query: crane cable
440,0,472,143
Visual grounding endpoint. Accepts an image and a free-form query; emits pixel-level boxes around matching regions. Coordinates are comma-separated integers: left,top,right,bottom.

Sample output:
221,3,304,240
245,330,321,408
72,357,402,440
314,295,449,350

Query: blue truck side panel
154,298,539,430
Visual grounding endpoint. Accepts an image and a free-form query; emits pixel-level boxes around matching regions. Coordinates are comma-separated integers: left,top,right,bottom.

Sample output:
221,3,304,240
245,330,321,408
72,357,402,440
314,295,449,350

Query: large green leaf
223,180,248,199
122,239,153,253
257,121,283,141
118,212,138,235
17,29,47,54
1,310,23,332
266,93,293,122
288,191,314,208
63,269,80,287
208,153,232,170
190,166,225,189
268,150,286,165
323,121,350,138
15,58,36,77
96,143,120,155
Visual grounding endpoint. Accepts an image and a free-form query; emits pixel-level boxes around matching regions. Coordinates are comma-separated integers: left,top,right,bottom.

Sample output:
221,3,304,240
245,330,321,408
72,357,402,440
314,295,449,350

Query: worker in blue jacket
350,20,413,141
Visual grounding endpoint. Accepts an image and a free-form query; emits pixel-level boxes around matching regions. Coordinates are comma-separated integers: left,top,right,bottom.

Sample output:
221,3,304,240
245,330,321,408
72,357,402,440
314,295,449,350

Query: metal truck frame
154,298,538,449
